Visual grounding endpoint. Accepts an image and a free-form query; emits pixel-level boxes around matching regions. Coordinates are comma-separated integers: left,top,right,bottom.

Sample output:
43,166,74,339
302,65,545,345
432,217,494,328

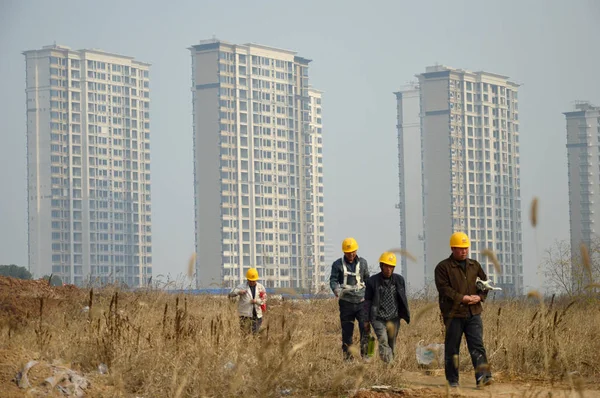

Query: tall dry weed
2,287,599,397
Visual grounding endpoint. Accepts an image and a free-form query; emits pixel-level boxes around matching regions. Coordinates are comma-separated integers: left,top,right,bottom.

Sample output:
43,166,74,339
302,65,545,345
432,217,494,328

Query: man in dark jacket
363,251,410,363
434,232,493,388
330,237,370,360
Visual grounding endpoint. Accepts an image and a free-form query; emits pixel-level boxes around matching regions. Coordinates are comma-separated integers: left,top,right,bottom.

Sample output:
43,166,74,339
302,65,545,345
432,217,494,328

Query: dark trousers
339,300,368,359
240,316,262,335
444,314,491,383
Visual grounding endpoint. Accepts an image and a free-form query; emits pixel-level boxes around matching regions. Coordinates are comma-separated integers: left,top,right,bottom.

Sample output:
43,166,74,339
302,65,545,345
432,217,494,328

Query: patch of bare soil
353,386,452,397
0,349,29,398
0,276,86,328
383,371,600,398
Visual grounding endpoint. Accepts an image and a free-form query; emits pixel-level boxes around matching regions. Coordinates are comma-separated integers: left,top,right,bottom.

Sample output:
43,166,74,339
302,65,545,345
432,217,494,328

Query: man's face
248,280,257,287
451,246,469,261
380,263,394,278
344,251,357,263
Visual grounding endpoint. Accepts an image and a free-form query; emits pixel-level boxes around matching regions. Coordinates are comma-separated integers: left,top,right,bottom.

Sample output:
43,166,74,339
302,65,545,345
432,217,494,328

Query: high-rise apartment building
397,65,522,294
395,83,425,286
307,87,327,289
564,102,600,285
24,44,152,287
190,39,325,290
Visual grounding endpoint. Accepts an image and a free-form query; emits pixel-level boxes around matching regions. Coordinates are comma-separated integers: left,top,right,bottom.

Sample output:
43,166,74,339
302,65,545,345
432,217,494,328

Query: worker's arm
228,285,238,298
256,287,267,305
329,260,341,296
476,262,489,302
361,258,370,283
228,284,245,298
399,275,410,324
363,277,374,327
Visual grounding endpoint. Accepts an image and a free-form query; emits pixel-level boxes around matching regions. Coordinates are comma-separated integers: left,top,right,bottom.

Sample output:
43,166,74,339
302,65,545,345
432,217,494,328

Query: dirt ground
355,370,600,397
0,276,85,323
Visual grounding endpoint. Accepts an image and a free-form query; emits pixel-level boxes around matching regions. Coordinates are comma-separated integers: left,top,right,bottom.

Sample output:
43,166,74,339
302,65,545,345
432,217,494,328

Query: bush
0,265,32,280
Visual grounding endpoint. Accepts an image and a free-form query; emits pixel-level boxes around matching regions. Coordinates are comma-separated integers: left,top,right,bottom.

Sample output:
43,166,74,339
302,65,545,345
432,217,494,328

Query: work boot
476,375,493,388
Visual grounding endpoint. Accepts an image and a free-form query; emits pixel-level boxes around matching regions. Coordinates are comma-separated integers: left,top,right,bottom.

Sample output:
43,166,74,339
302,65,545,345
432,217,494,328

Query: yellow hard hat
246,268,259,281
379,252,397,267
450,232,470,248
342,237,359,253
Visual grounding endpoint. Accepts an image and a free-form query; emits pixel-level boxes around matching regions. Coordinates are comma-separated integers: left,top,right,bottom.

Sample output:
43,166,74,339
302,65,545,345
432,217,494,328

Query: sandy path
354,371,600,397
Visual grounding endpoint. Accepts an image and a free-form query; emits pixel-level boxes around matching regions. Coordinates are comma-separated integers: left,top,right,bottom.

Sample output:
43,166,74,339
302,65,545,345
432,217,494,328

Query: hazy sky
1,0,599,291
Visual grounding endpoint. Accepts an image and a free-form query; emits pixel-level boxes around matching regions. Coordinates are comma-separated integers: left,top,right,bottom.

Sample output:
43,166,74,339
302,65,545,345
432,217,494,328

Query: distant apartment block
395,82,425,285
397,65,523,294
323,237,337,280
190,39,325,290
24,44,152,287
564,102,600,284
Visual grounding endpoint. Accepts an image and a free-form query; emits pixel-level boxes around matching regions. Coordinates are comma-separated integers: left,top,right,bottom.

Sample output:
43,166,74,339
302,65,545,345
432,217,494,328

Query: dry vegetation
1,276,599,397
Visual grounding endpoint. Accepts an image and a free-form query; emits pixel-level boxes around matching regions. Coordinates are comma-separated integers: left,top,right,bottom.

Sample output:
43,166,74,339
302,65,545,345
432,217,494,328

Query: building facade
190,39,325,290
24,44,152,287
564,102,600,286
414,65,523,294
395,83,425,286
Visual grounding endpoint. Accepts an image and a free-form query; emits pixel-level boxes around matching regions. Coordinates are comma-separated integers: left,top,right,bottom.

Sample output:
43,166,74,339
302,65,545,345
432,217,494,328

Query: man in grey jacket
329,237,370,360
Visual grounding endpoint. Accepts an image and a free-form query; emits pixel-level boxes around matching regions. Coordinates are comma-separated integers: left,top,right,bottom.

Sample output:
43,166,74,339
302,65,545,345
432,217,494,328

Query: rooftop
421,64,518,86
23,44,151,66
190,38,301,57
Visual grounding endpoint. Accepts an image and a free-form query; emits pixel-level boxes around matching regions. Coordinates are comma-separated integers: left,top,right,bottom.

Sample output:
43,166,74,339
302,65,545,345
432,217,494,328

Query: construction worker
434,232,493,388
330,237,370,360
228,268,267,335
363,252,410,363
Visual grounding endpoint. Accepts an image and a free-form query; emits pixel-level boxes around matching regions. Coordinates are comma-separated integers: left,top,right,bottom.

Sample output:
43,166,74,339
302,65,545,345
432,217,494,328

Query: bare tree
543,238,600,296
543,240,578,296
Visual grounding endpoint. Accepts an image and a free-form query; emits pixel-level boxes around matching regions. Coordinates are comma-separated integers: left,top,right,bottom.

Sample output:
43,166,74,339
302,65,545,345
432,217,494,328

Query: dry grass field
1,276,599,397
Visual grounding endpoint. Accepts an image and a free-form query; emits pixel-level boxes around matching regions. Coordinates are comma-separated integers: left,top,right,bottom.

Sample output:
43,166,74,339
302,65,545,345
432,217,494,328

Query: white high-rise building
24,44,152,287
564,102,600,285
402,65,523,295
395,83,425,288
190,39,325,290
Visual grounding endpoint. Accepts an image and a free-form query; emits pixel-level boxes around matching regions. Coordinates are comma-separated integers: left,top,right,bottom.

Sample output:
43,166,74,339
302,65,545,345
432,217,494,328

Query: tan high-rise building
24,44,152,287
406,65,523,294
564,102,600,286
190,39,325,290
